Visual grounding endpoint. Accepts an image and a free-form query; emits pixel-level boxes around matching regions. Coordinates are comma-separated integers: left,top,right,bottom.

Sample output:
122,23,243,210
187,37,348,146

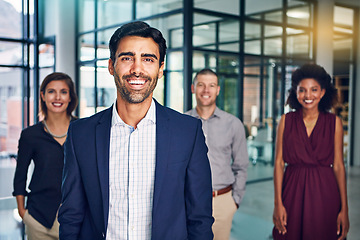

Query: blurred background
0,0,359,239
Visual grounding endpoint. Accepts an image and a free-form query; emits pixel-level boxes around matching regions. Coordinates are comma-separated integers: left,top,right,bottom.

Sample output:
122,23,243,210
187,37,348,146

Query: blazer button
102,232,105,238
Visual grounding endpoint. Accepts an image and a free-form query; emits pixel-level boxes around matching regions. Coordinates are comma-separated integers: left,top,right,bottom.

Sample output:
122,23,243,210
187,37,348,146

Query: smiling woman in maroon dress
272,64,349,240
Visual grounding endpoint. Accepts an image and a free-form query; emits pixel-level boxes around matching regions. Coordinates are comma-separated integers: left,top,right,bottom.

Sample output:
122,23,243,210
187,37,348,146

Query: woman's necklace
303,114,319,128
43,120,67,138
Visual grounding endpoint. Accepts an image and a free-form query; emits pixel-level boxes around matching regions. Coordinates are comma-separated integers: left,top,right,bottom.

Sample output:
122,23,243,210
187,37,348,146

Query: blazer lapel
152,101,171,213
95,107,112,231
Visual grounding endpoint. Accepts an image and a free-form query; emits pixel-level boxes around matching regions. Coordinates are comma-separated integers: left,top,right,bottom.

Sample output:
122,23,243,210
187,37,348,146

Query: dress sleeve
13,130,34,196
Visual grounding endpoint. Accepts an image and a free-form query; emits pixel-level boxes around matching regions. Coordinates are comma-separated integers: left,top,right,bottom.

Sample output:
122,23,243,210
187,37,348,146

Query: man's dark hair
109,21,167,66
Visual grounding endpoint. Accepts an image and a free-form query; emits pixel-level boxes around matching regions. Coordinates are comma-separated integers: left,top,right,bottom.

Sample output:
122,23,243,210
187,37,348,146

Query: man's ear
158,62,165,79
191,84,195,94
108,58,114,75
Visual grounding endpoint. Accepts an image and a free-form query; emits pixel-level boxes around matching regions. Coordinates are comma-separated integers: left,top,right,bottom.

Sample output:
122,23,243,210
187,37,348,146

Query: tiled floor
230,165,360,240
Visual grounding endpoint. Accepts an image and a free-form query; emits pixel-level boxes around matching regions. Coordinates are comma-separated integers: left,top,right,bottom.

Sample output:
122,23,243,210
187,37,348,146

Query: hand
273,204,287,235
18,208,26,219
337,210,349,240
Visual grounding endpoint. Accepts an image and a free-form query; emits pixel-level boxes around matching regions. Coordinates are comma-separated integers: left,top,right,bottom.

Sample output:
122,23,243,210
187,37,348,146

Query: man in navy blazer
58,21,213,240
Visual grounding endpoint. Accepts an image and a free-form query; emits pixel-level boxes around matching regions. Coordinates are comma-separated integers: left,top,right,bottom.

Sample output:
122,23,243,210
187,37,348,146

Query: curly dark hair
109,21,167,67
286,64,338,112
40,72,78,118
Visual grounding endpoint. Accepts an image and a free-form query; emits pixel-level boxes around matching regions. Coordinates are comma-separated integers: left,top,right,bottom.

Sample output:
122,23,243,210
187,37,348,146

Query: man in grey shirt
185,68,249,240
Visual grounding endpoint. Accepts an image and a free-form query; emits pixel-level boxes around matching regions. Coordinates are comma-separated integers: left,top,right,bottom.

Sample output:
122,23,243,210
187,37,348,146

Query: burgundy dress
273,110,341,240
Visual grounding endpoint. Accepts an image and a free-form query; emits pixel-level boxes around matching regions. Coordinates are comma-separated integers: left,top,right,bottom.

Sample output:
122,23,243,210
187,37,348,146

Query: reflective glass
168,51,183,71
0,67,22,154
28,0,35,39
0,0,22,38
264,25,282,38
0,41,22,66
79,65,96,118
334,37,353,62
243,58,281,177
264,38,282,56
264,25,282,56
194,13,222,26
193,23,216,50
219,20,239,52
96,62,116,111
192,51,216,75
153,75,164,105
170,28,183,48
147,14,183,50
168,72,183,112
244,22,261,55
97,0,132,28
246,0,282,18
79,33,95,62
265,10,282,23
136,0,182,19
334,6,354,28
78,0,95,32
286,28,311,58
217,55,239,116
39,43,55,68
333,6,354,62
97,27,117,59
287,1,312,27
195,0,240,16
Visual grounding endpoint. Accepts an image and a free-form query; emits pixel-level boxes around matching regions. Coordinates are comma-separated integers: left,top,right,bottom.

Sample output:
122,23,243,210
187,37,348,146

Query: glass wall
0,0,358,239
0,0,36,238
332,5,355,166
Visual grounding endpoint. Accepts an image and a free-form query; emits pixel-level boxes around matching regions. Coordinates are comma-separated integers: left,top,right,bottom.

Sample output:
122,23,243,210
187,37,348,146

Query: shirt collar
192,106,221,120
111,98,156,127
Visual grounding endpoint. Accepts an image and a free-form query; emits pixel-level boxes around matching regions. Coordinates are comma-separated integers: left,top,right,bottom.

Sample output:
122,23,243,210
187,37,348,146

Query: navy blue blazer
58,100,214,240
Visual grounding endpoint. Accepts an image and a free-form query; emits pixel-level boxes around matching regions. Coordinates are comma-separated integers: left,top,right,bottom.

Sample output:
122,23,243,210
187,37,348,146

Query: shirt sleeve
231,119,249,206
13,130,34,196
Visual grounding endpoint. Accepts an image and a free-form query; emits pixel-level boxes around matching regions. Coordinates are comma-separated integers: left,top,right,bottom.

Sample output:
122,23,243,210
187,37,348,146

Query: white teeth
202,96,210,99
305,100,313,103
53,103,62,106
128,80,145,85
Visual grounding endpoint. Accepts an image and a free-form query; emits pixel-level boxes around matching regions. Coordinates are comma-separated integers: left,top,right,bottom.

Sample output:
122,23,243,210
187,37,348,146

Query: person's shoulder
20,122,43,137
71,107,112,127
161,105,198,122
156,104,200,130
217,108,243,125
184,108,195,116
285,110,297,117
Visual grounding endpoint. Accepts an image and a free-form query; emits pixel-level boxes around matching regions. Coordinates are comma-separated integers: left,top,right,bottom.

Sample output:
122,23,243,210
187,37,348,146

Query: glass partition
79,64,96,118
195,0,240,15
97,0,132,28
136,0,183,19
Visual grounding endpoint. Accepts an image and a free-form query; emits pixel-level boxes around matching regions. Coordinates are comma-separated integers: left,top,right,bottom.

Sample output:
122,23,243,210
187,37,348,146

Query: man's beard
115,72,158,104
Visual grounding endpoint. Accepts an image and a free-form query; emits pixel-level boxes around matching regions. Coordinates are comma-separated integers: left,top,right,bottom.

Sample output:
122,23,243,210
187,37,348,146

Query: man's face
108,36,164,104
192,74,220,108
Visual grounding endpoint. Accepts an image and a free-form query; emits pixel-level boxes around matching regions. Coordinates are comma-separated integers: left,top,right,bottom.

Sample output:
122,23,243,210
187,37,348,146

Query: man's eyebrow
142,53,158,60
117,52,134,58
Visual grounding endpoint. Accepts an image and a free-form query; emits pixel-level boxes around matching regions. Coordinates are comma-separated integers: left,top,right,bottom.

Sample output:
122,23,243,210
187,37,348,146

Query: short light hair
193,68,218,85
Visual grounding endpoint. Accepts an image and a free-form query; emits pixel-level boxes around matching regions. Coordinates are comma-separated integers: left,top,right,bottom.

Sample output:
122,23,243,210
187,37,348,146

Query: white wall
43,0,76,80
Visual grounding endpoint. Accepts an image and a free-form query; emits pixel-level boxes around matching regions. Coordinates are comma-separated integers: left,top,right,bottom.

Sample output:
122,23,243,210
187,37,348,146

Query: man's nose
131,59,142,76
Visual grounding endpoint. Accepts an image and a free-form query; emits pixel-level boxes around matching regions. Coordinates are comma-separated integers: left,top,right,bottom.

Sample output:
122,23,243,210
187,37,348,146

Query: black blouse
13,121,66,229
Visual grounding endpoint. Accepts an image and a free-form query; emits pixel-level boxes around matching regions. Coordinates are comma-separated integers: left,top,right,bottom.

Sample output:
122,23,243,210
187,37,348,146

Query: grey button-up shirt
185,107,249,206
